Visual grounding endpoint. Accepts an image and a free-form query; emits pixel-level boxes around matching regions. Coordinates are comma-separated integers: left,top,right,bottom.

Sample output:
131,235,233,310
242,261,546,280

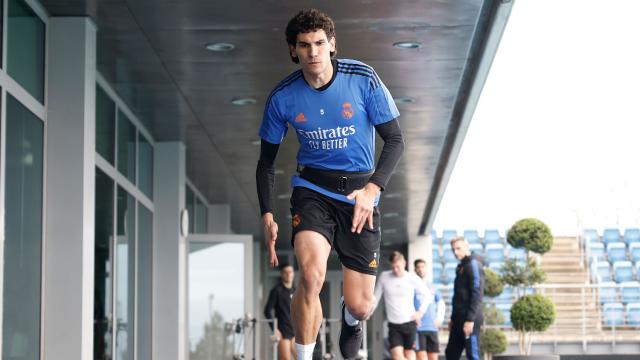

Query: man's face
391,259,406,277
452,240,470,260
290,30,335,76
415,262,427,279
281,266,294,284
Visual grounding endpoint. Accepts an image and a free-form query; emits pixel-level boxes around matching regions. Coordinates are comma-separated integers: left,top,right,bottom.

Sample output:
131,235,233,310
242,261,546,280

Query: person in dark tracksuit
264,263,297,360
445,236,484,360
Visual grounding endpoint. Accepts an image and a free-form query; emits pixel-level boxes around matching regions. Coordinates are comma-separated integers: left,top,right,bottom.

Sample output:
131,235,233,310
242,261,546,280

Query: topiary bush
484,304,505,326
507,218,554,255
480,328,508,360
511,294,556,332
501,258,546,290
484,268,504,298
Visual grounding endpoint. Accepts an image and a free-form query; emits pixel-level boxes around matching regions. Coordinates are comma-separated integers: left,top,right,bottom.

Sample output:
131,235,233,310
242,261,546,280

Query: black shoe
339,299,363,359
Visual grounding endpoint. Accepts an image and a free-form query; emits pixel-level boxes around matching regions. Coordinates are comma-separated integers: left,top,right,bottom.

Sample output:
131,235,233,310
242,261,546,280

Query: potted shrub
500,218,557,358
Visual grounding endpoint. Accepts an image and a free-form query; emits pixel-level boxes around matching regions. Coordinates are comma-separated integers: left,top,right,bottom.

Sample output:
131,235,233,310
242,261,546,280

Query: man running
256,8,404,360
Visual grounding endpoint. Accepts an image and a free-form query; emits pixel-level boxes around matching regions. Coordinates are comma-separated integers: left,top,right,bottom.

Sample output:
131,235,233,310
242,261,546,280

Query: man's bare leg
390,346,407,360
342,267,376,321
291,231,331,358
404,348,416,360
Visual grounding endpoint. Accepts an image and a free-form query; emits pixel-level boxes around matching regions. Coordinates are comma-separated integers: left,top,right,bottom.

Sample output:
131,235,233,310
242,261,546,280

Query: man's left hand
346,183,380,233
463,321,474,337
411,311,423,326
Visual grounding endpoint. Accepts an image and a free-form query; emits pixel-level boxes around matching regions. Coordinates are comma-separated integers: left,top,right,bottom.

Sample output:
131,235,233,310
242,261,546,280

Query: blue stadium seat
484,229,502,245
614,261,634,283
442,229,458,243
595,262,612,282
607,242,628,262
589,242,606,262
603,228,622,245
625,228,640,246
469,243,483,255
496,303,512,327
488,262,504,274
507,246,527,262
496,287,513,303
444,262,458,284
620,282,640,304
486,244,505,263
464,229,481,244
432,263,443,284
432,248,441,263
630,243,640,263
599,282,618,303
602,303,625,326
626,303,640,326
583,229,600,243
443,248,456,263
441,284,454,304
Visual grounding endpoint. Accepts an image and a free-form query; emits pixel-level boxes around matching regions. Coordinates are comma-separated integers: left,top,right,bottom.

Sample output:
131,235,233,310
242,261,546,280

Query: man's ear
288,44,297,59
330,37,336,52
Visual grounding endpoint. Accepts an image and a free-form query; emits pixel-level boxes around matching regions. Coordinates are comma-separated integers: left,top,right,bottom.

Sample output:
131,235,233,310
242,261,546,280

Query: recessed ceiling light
384,192,403,199
231,98,256,106
276,193,290,200
383,212,400,218
274,169,284,175
393,41,422,49
251,139,261,146
206,42,235,52
394,97,415,104
383,228,397,234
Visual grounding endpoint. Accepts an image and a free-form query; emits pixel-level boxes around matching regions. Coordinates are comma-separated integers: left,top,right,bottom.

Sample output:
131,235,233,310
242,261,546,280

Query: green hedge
507,218,554,254
480,328,508,355
511,294,556,332
484,268,504,298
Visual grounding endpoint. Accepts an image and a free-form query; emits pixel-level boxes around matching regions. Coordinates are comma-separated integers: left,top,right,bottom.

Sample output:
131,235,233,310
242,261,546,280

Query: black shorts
388,321,417,350
416,331,439,353
290,186,381,275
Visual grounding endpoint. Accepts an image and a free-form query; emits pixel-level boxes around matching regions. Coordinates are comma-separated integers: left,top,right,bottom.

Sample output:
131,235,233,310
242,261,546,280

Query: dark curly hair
285,9,337,64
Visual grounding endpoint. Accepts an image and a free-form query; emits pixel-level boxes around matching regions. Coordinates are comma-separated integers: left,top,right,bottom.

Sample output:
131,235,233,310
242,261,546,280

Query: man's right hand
262,213,279,267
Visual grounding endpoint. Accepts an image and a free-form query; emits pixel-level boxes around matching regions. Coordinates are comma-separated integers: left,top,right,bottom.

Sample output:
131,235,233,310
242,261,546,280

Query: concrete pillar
43,17,97,359
153,142,188,360
409,235,432,281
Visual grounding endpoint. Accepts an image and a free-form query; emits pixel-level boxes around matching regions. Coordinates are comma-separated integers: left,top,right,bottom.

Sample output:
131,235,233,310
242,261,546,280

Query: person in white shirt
372,251,433,360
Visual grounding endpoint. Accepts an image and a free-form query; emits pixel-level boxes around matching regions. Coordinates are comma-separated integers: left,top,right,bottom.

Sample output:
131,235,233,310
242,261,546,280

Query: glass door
187,234,253,360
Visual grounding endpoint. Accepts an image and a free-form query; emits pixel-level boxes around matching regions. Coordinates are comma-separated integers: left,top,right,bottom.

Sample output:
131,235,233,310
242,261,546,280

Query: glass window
186,186,195,234
117,111,137,184
7,0,45,103
3,94,44,360
137,204,153,360
116,187,136,360
138,133,153,199
195,197,208,234
94,168,114,359
189,242,244,360
96,85,116,164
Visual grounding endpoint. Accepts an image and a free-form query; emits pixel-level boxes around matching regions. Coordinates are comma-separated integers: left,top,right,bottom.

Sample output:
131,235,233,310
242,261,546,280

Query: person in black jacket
264,263,297,360
445,236,484,360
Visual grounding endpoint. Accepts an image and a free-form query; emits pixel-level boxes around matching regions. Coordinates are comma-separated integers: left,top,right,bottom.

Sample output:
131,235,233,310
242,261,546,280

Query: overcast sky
432,0,640,237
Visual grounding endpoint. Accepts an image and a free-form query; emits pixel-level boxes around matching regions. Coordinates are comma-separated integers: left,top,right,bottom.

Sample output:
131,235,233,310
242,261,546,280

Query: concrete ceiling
40,0,512,253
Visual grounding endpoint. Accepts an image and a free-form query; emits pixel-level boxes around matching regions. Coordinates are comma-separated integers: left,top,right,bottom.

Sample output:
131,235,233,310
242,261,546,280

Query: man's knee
299,267,325,297
345,295,375,320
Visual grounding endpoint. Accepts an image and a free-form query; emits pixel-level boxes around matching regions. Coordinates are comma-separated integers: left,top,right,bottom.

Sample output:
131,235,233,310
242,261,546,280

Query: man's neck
282,281,292,289
302,61,333,89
